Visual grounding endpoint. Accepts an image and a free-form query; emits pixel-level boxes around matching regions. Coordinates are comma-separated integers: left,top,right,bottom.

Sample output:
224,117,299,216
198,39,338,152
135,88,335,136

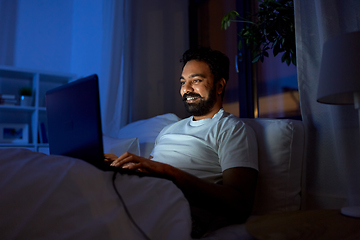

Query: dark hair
180,47,230,85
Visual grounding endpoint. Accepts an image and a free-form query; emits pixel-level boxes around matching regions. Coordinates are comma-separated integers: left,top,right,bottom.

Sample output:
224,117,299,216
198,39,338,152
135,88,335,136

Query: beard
182,85,217,117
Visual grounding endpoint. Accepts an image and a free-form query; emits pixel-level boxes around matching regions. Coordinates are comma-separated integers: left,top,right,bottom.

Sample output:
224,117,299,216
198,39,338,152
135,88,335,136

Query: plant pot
20,95,32,107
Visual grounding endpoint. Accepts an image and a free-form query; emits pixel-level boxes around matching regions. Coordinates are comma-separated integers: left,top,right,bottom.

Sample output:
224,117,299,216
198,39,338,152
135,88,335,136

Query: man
105,47,258,237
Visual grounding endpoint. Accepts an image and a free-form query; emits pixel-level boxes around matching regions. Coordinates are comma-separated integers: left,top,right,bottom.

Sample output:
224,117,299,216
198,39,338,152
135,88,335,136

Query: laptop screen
45,74,105,169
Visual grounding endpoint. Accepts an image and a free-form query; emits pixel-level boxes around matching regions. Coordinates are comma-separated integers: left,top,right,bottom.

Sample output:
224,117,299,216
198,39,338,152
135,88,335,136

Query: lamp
317,31,360,218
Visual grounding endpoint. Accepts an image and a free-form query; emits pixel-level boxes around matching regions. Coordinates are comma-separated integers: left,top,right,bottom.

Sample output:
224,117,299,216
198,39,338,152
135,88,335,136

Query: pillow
117,113,181,157
242,119,304,215
102,135,140,156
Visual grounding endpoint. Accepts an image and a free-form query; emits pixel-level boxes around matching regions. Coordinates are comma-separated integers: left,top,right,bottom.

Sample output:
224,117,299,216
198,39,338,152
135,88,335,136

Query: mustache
182,93,203,102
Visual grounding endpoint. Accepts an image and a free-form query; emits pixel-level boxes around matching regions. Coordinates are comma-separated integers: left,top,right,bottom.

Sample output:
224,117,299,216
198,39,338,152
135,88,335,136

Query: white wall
0,0,17,65
14,0,104,78
71,0,103,78
14,0,74,73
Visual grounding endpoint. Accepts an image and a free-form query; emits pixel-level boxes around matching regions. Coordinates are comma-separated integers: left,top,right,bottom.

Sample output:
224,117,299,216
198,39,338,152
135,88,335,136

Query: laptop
45,74,112,171
45,74,169,178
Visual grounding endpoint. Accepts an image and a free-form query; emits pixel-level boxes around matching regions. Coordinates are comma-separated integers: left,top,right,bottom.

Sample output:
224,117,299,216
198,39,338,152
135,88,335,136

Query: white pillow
243,119,304,215
102,135,140,156
117,113,181,157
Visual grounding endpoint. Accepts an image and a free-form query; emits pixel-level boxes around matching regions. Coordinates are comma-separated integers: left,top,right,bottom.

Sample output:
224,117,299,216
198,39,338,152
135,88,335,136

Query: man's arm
106,152,258,223
178,166,258,223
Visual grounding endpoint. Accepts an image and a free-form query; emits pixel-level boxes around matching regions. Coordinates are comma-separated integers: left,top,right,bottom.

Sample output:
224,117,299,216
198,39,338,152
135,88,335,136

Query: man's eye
180,81,185,85
193,79,201,83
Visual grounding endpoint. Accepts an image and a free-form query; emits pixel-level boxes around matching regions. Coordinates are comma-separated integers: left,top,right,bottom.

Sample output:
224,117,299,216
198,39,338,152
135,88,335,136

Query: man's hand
104,152,169,174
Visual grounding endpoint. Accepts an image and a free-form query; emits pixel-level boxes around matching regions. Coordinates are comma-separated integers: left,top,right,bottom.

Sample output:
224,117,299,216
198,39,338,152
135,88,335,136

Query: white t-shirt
150,109,258,183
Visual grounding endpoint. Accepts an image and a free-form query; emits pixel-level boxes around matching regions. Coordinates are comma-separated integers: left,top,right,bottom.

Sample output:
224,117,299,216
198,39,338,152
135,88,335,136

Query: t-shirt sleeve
218,121,258,172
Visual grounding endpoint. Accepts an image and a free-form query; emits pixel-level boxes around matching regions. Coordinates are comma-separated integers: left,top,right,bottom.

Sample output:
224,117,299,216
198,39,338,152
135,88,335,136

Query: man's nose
182,82,193,94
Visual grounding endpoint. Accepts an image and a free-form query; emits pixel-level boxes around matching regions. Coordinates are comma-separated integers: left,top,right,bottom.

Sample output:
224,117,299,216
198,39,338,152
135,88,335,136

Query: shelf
0,65,76,153
37,143,49,147
0,105,36,111
0,67,35,80
0,143,34,147
0,65,75,81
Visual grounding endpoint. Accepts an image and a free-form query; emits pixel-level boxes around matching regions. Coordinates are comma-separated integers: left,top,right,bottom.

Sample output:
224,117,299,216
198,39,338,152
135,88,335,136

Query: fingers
104,153,118,163
108,152,155,174
104,152,134,165
122,162,137,169
104,153,117,158
110,152,139,168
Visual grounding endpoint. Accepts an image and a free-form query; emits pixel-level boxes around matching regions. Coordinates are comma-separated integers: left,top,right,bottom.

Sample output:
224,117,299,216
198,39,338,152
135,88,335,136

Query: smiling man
105,47,258,238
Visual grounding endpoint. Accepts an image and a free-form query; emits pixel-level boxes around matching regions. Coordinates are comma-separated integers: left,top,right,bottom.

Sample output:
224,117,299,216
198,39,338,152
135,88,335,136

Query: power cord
112,171,151,240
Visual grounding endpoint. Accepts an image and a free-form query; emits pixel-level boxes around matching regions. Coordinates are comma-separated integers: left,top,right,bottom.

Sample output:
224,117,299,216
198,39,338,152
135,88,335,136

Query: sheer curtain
294,0,360,209
100,0,189,137
128,0,189,122
101,0,133,136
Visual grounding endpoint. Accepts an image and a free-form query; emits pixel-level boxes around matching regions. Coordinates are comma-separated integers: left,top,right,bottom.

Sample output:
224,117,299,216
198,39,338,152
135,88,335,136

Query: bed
0,113,305,240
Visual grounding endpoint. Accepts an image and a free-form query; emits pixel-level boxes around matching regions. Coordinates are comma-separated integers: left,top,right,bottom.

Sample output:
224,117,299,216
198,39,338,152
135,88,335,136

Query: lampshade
317,31,360,105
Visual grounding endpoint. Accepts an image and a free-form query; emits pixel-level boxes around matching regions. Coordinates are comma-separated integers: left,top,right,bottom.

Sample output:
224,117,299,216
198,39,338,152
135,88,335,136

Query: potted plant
19,87,33,106
221,0,296,66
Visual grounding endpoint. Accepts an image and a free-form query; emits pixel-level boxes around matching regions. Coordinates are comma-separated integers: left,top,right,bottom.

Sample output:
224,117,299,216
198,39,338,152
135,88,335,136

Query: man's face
180,60,218,116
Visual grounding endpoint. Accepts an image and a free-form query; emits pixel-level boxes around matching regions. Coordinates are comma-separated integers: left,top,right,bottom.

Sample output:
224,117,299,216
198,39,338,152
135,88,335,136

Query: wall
71,0,103,79
0,0,17,65
14,0,74,73
12,0,104,77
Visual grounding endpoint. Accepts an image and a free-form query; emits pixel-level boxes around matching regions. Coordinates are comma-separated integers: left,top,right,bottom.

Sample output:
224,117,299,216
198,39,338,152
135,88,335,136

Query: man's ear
217,78,226,95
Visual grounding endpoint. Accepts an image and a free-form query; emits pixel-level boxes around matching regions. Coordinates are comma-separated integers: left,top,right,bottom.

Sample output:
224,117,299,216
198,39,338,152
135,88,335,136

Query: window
189,0,301,119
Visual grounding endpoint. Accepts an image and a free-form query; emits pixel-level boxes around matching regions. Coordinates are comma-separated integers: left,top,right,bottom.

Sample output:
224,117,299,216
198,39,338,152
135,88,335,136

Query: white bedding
0,115,305,240
0,148,192,240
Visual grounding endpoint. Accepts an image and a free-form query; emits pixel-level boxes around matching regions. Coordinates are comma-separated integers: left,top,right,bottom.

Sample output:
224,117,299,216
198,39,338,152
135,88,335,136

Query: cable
112,171,151,240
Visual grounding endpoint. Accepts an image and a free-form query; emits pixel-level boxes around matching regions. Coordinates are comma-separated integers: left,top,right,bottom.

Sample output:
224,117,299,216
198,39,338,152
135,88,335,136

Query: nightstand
246,209,360,239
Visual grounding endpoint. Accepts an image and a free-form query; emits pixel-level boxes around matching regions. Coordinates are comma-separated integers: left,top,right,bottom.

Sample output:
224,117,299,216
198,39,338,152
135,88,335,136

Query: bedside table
246,209,360,239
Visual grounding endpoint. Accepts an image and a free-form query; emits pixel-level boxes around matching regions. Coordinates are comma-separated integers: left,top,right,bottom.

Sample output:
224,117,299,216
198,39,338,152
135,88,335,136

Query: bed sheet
0,148,192,240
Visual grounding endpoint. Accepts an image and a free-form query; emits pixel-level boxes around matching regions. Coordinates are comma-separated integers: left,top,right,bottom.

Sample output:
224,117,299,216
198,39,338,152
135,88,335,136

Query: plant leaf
221,10,240,29
292,53,297,66
238,40,243,51
252,54,261,63
222,0,296,66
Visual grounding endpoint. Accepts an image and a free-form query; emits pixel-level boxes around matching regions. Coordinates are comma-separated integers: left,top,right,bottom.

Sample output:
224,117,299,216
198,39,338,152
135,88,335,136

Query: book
0,99,17,105
39,122,48,143
0,94,16,99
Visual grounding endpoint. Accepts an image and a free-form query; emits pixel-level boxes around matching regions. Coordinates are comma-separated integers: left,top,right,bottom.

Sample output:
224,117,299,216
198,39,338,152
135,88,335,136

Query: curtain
101,0,133,136
128,0,189,122
100,0,189,137
294,0,360,209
